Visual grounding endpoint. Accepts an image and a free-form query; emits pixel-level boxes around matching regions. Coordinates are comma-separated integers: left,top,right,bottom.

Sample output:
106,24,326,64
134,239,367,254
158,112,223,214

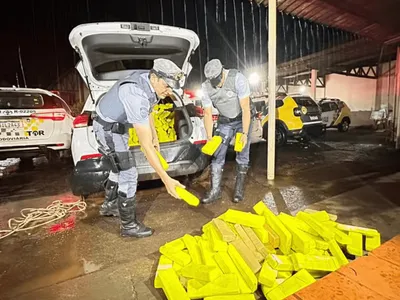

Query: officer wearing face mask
200,59,254,204
93,58,185,238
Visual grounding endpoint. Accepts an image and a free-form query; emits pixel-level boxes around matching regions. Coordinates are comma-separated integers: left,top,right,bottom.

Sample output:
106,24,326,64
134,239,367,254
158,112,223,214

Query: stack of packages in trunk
128,103,177,147
154,201,381,300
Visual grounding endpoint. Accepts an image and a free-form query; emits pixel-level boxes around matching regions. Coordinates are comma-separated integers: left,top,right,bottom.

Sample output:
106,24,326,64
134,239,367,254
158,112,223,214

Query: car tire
275,125,287,147
263,123,287,147
338,118,350,132
19,158,34,171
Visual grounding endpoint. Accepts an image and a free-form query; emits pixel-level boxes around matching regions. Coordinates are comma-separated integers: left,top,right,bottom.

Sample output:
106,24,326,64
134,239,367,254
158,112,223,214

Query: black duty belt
93,113,132,134
218,114,243,124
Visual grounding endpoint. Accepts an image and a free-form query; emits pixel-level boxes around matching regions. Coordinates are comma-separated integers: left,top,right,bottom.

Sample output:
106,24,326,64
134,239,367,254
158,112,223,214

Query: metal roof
256,0,400,43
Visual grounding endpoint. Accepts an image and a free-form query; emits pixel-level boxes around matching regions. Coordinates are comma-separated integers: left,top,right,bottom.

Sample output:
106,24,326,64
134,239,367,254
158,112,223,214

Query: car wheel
263,123,287,147
19,158,34,171
276,126,287,147
338,119,350,132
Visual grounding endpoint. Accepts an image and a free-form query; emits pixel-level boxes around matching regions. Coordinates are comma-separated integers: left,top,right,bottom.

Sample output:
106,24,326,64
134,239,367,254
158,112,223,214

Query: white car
69,22,210,197
0,87,73,166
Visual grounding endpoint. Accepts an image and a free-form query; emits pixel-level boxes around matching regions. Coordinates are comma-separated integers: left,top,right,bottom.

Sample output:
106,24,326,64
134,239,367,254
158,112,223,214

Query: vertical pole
311,69,317,100
267,0,277,180
395,47,400,149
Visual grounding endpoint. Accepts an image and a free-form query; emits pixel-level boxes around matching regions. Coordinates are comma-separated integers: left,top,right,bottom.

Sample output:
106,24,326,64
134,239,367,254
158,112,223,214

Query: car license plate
310,116,319,121
0,121,22,128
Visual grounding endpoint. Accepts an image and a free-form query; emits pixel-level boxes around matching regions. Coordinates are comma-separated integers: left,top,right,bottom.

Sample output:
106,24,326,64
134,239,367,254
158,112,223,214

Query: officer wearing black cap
93,58,185,238
200,59,254,204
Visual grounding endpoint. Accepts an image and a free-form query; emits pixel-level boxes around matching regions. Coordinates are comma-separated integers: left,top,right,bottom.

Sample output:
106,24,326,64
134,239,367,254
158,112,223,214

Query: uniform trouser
212,120,252,168
93,120,138,198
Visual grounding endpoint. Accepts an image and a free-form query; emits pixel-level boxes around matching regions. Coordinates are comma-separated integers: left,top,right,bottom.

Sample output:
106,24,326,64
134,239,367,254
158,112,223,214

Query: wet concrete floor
0,129,399,300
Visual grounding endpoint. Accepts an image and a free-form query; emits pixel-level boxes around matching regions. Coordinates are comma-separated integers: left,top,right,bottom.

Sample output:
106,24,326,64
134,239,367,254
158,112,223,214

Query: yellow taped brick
202,136,223,156
365,234,381,251
253,225,269,243
231,239,262,273
176,187,200,207
260,205,292,254
183,234,203,265
214,252,252,294
336,223,380,237
278,213,316,254
328,239,348,266
258,260,278,287
163,237,185,252
290,253,339,272
253,201,266,215
158,268,190,300
160,247,192,266
199,239,218,266
242,226,270,258
221,209,265,228
172,261,183,275
228,244,258,293
264,243,277,254
266,254,294,271
204,295,256,300
234,224,257,252
261,279,285,298
154,255,173,288
213,218,237,242
304,209,338,221
309,249,325,256
234,132,245,152
297,211,334,241
347,231,364,257
323,220,338,228
265,224,280,249
181,263,221,282
279,212,318,236
209,224,229,252
333,228,351,245
187,274,240,299
266,269,316,300
277,271,292,279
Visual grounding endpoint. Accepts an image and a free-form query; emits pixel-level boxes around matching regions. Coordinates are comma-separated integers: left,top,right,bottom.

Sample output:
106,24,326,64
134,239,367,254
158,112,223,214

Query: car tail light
73,113,90,128
81,153,102,160
193,140,207,145
184,90,196,99
30,112,66,121
293,108,302,117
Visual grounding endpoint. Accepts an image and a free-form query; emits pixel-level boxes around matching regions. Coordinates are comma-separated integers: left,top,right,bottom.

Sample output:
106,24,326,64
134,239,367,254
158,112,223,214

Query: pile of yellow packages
129,103,177,147
154,201,381,300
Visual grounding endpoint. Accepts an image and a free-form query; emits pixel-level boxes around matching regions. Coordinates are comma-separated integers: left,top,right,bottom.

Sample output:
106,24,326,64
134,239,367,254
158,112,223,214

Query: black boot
201,165,223,204
233,165,249,203
118,193,154,238
99,180,119,217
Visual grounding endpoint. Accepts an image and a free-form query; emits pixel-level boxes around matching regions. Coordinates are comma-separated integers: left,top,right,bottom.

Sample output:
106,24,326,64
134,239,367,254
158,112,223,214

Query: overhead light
299,85,307,93
249,72,260,86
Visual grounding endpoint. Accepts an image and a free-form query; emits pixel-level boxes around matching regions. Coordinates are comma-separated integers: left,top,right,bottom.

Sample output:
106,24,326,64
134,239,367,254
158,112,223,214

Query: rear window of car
293,97,318,107
0,92,62,110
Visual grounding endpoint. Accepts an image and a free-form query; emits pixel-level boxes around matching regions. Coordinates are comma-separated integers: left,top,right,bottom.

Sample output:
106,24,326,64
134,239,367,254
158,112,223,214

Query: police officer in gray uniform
201,59,253,204
93,58,185,238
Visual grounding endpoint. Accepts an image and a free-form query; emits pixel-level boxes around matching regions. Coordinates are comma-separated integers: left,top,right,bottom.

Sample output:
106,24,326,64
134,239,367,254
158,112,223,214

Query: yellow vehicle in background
261,93,323,146
318,98,351,132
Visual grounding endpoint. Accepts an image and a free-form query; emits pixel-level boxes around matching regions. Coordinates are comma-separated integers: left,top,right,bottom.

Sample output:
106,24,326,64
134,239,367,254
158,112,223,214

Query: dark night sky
1,0,357,89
